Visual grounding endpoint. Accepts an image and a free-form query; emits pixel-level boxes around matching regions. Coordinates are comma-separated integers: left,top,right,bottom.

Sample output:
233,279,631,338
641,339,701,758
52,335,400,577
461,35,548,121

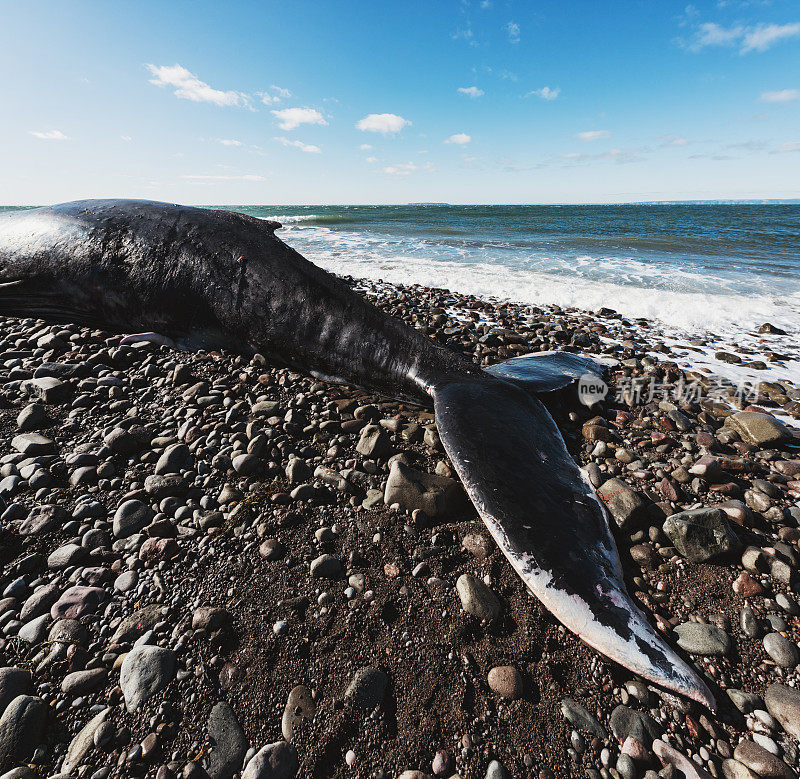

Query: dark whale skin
0,200,479,404
0,199,715,709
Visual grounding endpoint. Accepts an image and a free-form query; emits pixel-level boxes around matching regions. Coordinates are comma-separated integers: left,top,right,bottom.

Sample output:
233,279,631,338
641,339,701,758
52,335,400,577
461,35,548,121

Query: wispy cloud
146,64,248,107
356,113,411,134
505,21,521,43
218,138,244,146
274,136,322,153
445,133,471,145
575,130,610,142
458,86,484,98
527,86,560,100
451,26,477,46
561,147,645,165
258,85,291,105
181,173,267,181
381,161,434,176
777,141,800,153
684,21,800,53
660,135,691,147
760,88,799,103
29,129,68,140
359,144,373,151
271,107,327,131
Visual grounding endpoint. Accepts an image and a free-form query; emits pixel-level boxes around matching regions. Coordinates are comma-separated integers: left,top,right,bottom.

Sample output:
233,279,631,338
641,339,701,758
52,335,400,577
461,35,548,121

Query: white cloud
527,86,560,100
505,21,521,43
181,174,267,181
356,113,411,134
365,156,378,163
382,161,434,176
661,136,691,146
445,133,471,145
575,130,611,142
271,107,327,131
686,21,800,53
689,22,744,50
777,141,800,153
259,85,292,105
760,88,799,103
29,130,68,140
274,136,322,153
121,135,132,142
480,0,491,7
360,144,373,150
742,23,800,53
458,86,484,98
146,64,247,107
219,138,244,146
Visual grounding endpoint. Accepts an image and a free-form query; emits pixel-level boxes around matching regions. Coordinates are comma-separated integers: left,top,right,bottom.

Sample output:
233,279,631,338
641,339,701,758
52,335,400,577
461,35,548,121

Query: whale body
0,200,715,709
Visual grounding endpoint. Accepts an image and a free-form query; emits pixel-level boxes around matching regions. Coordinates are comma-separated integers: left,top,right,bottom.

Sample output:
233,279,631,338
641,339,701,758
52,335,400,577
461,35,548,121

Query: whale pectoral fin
484,350,616,395
119,332,178,349
432,376,715,710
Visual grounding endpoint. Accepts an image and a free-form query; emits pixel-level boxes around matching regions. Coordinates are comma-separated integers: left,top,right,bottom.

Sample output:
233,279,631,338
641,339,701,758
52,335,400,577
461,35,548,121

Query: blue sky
1,0,799,204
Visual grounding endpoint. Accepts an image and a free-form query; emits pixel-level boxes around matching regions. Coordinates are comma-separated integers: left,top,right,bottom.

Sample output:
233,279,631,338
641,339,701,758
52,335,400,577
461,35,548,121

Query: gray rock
345,667,388,711
18,504,66,536
356,424,393,459
763,633,799,668
120,645,176,712
384,460,465,517
724,412,789,446
560,698,607,739
20,377,71,404
232,453,260,476
309,554,342,579
726,688,763,714
242,741,298,779
0,670,31,719
250,400,281,418
0,695,47,772
596,478,648,529
285,458,312,484
10,433,55,456
144,473,188,498
155,443,193,475
61,668,107,697
733,739,793,778
282,685,315,742
741,606,760,638
207,701,248,779
61,707,109,775
485,760,509,779
662,507,739,563
721,759,760,778
765,683,800,739
111,604,164,644
47,543,86,569
609,705,661,747
113,500,153,538
16,403,47,432
674,622,732,656
455,574,500,624
17,614,50,645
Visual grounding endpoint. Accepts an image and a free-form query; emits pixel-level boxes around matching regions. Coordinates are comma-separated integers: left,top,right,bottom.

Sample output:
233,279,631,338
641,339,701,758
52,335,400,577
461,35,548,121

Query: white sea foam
276,222,800,339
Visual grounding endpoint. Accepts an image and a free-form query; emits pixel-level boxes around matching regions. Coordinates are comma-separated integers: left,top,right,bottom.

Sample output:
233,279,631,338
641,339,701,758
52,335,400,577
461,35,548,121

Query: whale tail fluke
432,375,715,710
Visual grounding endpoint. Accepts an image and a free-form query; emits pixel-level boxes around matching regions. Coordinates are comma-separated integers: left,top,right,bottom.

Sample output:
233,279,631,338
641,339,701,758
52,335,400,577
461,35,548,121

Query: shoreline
0,277,799,778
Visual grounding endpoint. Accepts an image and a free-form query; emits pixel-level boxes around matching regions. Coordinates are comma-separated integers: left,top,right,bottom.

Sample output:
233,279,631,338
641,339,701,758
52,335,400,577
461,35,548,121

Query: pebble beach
1,276,800,779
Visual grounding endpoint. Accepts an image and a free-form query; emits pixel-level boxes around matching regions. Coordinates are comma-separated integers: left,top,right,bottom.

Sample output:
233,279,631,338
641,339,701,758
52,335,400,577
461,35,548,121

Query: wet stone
763,633,799,668
674,622,732,656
